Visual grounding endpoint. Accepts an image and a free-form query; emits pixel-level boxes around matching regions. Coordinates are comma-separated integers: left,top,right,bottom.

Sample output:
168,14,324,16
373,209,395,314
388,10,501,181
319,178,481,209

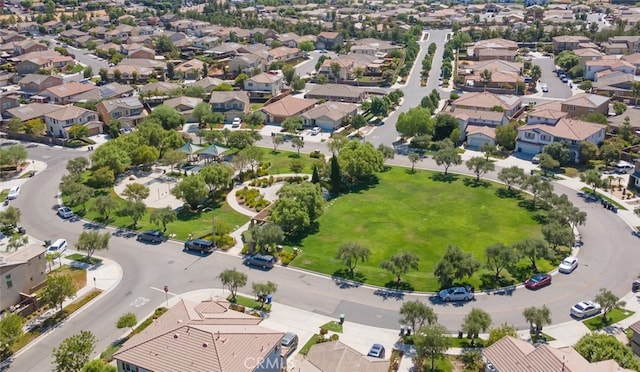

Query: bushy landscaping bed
291,167,547,291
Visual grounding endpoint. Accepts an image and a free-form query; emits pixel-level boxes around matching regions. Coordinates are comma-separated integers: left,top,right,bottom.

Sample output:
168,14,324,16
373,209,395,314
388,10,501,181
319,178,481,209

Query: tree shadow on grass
518,199,540,212
495,188,523,199
531,213,548,225
345,176,379,194
405,168,417,175
510,264,537,283
431,173,458,183
384,280,415,292
478,273,515,291
331,269,365,288
462,177,490,188
283,222,320,247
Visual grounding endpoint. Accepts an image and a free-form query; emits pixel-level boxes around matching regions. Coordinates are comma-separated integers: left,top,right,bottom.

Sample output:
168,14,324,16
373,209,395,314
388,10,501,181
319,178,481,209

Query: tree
380,252,420,283
579,141,599,164
434,147,462,176
291,76,306,92
433,245,481,288
338,141,384,183
330,62,341,82
149,206,177,232
287,136,303,156
522,305,552,333
116,312,137,334
80,360,117,372
200,163,232,193
351,114,367,129
23,118,45,135
0,313,23,357
270,182,325,234
399,300,437,331
5,145,27,170
52,330,96,372
574,333,640,371
541,221,574,251
171,174,208,209
370,96,388,117
91,143,131,174
530,65,542,84
76,230,110,260
580,169,603,194
68,124,89,140
120,200,146,228
122,183,150,202
513,238,549,270
336,242,371,277
619,116,634,143
414,323,451,371
0,206,21,228
462,308,492,339
543,142,570,164
282,65,296,86
486,323,518,346
42,274,75,311
377,144,395,160
466,156,495,182
523,175,553,208
234,73,249,87
434,114,459,141
330,155,342,192
251,281,277,309
595,288,625,323
396,107,432,138
271,134,284,152
408,153,421,173
192,102,213,126
66,157,89,175
480,69,492,90
281,117,302,133
495,124,517,150
539,153,560,175
555,50,580,71
6,234,27,252
497,166,525,190
91,194,119,221
484,243,519,279
247,223,284,254
480,142,496,160
218,268,247,302
150,105,186,130
299,40,315,52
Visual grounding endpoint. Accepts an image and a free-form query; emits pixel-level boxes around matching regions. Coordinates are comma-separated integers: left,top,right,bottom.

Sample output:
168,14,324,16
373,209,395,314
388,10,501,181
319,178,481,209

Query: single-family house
0,31,27,44
275,32,300,48
526,100,567,124
621,53,640,75
300,101,358,131
451,91,522,118
316,31,344,50
350,38,401,56
15,51,74,75
175,59,205,80
16,22,39,36
126,46,156,60
584,59,635,81
244,73,283,98
0,244,47,311
470,38,519,61
97,83,136,100
43,105,101,138
96,97,146,125
162,96,203,122
560,93,610,117
40,82,101,104
6,103,64,122
483,336,633,372
112,298,285,372
268,46,303,63
605,36,640,54
139,82,182,96
261,96,316,124
318,58,357,81
516,118,605,160
574,48,605,66
19,74,63,95
552,35,593,52
209,91,250,122
305,84,368,103
228,54,265,75
629,319,640,356
191,76,224,92
461,59,524,89
0,93,20,118
297,340,390,372
13,39,48,56
592,71,635,98
465,125,497,148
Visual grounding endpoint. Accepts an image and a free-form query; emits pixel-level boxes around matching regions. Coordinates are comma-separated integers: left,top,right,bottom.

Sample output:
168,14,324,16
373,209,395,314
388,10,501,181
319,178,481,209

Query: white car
7,186,20,200
558,256,578,273
57,207,74,219
541,83,548,92
571,301,601,318
310,127,321,135
231,117,241,128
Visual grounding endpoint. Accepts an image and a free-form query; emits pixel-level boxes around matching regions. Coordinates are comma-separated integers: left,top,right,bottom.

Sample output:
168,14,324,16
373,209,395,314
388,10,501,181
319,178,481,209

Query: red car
525,273,552,290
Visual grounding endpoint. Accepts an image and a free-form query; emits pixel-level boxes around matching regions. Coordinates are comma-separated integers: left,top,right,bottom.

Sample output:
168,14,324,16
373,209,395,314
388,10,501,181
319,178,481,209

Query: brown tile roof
471,59,523,73
449,108,505,123
519,118,604,141
261,96,317,117
249,72,282,84
563,93,610,108
139,81,181,93
305,84,367,100
209,90,250,105
622,53,640,65
474,38,518,50
176,58,205,72
452,91,521,111
268,46,299,58
163,96,203,110
300,340,390,372
113,299,283,372
43,82,97,99
0,244,45,263
301,101,358,121
7,103,64,121
466,125,496,139
45,106,95,121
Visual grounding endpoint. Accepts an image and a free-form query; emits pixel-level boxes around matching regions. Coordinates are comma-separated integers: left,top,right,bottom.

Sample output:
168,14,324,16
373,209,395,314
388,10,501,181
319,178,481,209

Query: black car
245,254,276,269
136,230,164,243
184,239,215,253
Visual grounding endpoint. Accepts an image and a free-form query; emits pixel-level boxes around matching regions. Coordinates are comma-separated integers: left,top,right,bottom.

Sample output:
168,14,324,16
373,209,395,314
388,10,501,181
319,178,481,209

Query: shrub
330,334,339,341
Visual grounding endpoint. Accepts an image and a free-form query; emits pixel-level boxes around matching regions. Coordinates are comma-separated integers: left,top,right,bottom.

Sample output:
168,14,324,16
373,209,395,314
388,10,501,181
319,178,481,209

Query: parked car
614,161,634,174
525,273,552,290
281,332,298,357
541,83,548,92
47,238,68,254
57,207,74,219
532,153,542,164
310,127,321,135
367,343,385,359
184,238,215,253
245,254,275,269
438,286,474,302
7,186,19,200
136,230,165,243
232,117,241,128
570,301,601,318
561,76,569,83
558,256,578,273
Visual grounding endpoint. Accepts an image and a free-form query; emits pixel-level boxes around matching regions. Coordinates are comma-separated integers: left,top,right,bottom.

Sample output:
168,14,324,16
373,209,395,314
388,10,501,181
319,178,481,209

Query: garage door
516,141,542,155
467,135,492,148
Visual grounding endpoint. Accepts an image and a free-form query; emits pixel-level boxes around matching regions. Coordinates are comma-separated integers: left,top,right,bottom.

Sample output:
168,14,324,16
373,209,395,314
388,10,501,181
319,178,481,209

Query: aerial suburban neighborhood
3,0,640,371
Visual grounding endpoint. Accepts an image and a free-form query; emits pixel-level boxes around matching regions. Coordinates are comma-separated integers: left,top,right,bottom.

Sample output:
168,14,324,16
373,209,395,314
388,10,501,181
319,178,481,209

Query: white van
48,239,68,254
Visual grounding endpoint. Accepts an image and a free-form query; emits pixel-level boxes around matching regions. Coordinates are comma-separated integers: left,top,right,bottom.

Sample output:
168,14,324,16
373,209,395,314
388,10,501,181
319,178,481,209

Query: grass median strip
583,308,635,331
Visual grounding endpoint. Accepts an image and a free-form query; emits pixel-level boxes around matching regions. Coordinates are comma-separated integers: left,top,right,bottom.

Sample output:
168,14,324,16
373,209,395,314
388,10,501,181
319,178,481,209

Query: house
584,59,635,81
13,39,48,56
43,105,101,138
298,340,390,372
574,48,605,66
300,101,359,131
483,336,634,372
125,46,156,60
191,76,225,92
526,100,567,124
18,74,63,95
274,32,300,48
621,53,640,75
516,118,605,161
268,46,303,63
350,38,400,56
228,54,265,75
592,71,634,98
162,96,203,122
175,59,205,80
209,91,250,122
305,84,368,103
6,103,64,122
15,51,74,75
112,298,285,372
0,93,20,118
450,91,522,118
552,35,594,52
605,36,640,54
40,82,101,104
316,31,344,50
260,96,317,124
465,125,497,148
461,59,524,89
16,22,39,36
470,38,519,61
96,97,146,125
560,93,610,117
0,244,47,311
139,82,182,96
244,73,283,98
97,83,136,100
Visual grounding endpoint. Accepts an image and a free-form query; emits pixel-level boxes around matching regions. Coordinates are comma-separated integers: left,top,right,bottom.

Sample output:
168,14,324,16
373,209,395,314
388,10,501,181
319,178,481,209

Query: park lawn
583,308,635,331
261,148,318,175
291,168,544,292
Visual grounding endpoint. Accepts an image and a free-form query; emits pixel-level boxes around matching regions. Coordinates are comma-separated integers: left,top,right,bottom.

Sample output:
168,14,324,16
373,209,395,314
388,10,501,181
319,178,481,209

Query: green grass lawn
228,294,272,312
320,321,343,333
261,149,319,174
291,168,545,291
583,308,635,331
449,337,484,348
299,334,320,355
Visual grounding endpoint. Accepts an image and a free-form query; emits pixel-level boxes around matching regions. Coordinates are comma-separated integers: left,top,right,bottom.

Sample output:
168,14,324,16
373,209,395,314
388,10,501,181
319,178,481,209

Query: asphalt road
41,35,110,74
295,50,339,78
533,56,572,100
